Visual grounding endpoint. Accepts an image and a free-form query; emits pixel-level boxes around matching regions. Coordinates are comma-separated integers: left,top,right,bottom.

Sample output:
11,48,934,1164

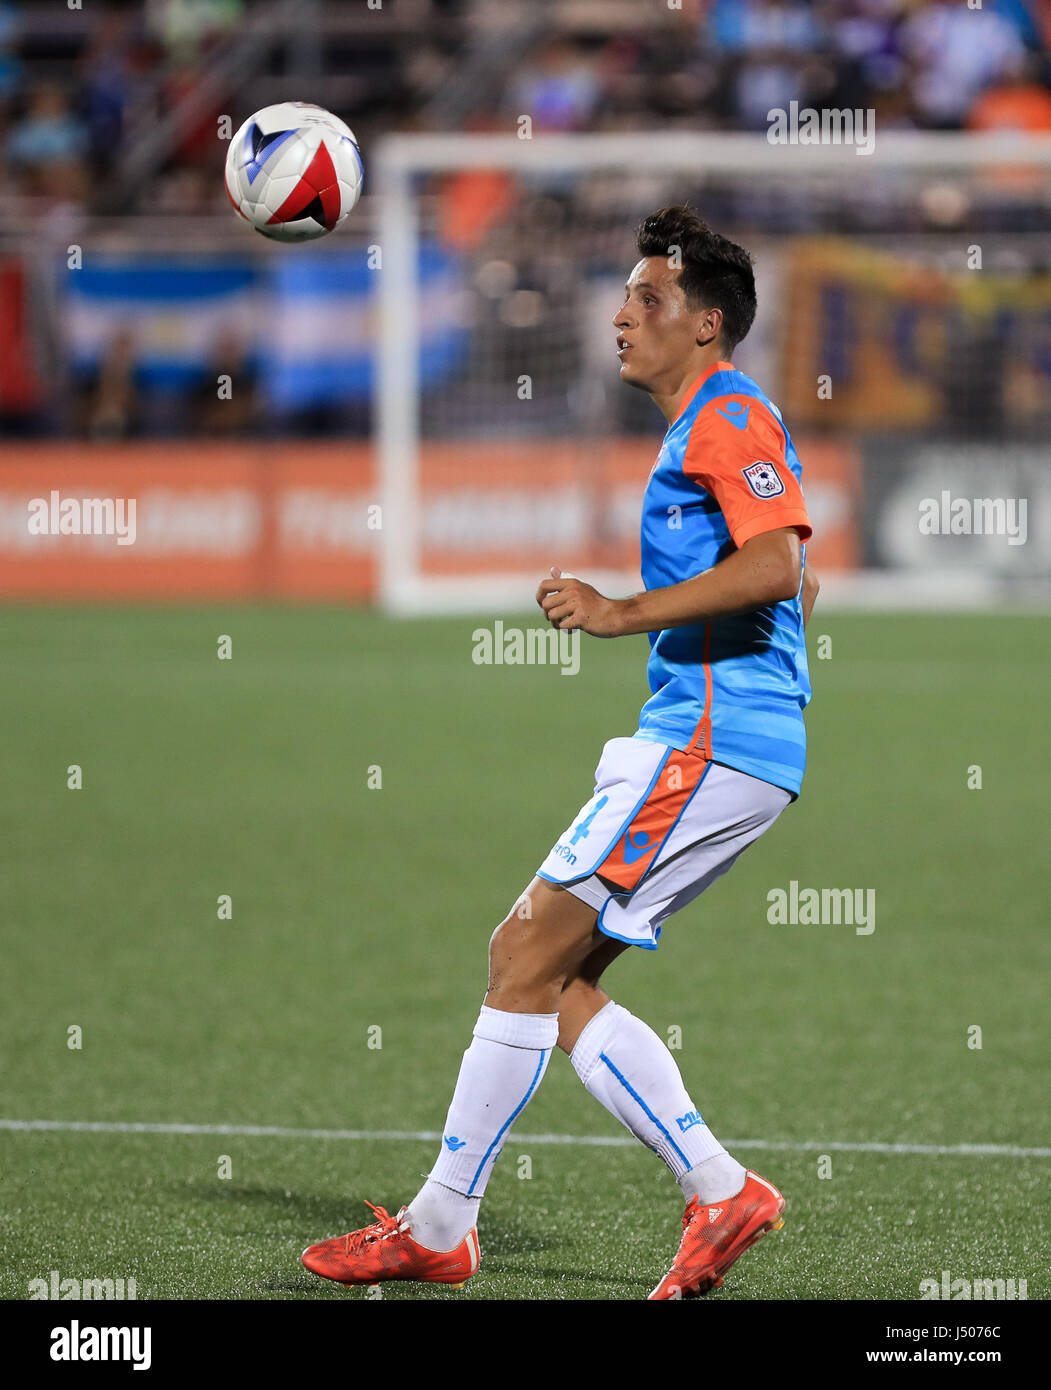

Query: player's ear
696,306,722,348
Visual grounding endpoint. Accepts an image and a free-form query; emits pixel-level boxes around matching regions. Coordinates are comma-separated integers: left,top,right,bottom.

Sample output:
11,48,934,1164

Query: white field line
0,1119,1048,1158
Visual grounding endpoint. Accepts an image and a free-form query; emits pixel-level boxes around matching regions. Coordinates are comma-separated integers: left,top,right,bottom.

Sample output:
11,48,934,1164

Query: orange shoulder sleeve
683,395,812,548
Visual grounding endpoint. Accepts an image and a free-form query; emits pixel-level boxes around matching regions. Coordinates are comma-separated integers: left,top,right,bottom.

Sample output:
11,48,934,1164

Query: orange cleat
648,1170,785,1300
301,1200,480,1288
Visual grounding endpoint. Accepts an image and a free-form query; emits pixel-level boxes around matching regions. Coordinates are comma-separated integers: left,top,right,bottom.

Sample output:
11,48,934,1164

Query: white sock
406,1005,558,1251
678,1152,749,1206
570,1001,746,1204
403,1181,480,1253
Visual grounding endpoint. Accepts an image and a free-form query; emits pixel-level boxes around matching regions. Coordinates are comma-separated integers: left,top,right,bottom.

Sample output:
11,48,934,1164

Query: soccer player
302,205,819,1299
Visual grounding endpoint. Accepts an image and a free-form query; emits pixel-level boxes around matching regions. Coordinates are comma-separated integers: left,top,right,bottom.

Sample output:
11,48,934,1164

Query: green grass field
1,606,1047,1301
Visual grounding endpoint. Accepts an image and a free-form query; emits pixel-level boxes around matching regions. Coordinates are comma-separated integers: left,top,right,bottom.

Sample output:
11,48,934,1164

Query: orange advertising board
0,443,376,600
0,437,857,600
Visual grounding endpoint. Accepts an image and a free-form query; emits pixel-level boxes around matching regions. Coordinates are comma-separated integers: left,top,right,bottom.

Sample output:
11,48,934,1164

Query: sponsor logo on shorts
552,843,578,866
621,828,653,865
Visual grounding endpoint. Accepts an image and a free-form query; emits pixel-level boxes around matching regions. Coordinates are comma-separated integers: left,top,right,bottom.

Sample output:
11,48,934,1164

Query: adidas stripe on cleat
648,1169,785,1300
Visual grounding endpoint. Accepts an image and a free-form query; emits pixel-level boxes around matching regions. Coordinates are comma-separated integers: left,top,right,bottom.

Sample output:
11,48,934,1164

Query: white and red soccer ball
224,102,364,242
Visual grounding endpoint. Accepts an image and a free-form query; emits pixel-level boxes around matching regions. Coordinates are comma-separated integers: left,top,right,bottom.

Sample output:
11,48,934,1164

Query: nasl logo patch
742,460,785,498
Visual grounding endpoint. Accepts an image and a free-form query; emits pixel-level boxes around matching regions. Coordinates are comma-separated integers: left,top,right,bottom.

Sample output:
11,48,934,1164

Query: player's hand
536,567,623,637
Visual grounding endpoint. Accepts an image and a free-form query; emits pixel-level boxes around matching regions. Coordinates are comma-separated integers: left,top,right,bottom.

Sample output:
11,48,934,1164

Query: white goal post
374,131,1051,615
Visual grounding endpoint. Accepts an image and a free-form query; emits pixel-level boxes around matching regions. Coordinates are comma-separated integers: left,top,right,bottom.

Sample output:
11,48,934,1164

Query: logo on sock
675,1110,704,1133
443,1134,466,1151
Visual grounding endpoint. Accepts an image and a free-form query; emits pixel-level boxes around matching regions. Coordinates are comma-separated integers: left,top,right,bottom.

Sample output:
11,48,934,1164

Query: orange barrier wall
0,438,858,600
0,444,375,600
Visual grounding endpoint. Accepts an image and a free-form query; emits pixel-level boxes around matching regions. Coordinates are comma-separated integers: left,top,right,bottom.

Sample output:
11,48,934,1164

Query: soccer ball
224,102,364,242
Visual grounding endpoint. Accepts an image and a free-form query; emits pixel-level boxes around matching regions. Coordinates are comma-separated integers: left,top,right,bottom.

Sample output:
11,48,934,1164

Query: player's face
613,258,711,392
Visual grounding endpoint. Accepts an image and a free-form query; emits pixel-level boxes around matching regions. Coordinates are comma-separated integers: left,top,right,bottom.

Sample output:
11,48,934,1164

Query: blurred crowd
0,0,1049,218
0,0,247,212
502,0,1051,137
1,0,1050,441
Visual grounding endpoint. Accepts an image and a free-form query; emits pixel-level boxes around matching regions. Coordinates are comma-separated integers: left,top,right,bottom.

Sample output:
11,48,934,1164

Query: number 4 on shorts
570,794,608,845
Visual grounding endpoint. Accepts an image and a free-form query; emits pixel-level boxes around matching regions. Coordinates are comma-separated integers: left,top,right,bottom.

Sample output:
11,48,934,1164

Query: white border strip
377,568,1051,616
374,130,1051,174
1,1119,1046,1158
376,150,420,611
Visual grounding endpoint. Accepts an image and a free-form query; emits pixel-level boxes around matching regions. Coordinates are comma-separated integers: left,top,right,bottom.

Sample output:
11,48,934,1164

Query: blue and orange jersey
634,360,813,796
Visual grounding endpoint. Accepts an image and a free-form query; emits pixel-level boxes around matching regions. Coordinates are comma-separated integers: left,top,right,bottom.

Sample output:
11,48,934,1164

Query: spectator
0,1,23,108
81,328,142,440
707,0,822,57
902,0,1027,128
145,0,243,65
706,0,825,130
77,12,137,178
192,328,258,436
830,0,908,97
5,82,88,201
505,39,600,132
968,52,1051,213
968,52,1051,134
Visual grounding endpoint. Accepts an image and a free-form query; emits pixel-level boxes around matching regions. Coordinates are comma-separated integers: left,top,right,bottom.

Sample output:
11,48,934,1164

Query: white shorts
536,736,791,950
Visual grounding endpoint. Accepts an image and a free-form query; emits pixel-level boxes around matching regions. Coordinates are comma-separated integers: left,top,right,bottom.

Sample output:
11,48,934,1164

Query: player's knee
488,915,567,991
488,913,539,968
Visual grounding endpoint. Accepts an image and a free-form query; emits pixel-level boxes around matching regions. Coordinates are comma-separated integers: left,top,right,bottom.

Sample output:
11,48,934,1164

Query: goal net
374,131,1051,614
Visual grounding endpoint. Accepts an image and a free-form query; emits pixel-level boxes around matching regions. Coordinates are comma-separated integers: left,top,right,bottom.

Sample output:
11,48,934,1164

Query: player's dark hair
634,205,756,352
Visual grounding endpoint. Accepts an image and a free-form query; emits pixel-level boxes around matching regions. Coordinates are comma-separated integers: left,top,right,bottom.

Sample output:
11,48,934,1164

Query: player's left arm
538,395,813,637
538,529,802,636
